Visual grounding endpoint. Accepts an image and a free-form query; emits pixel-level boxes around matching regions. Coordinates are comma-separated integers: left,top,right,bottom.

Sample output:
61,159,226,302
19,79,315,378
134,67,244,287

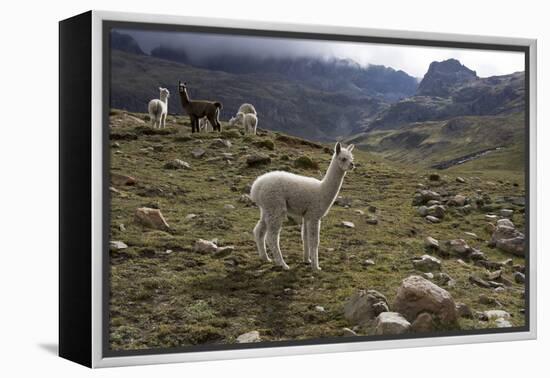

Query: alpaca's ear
347,144,355,152
335,142,341,155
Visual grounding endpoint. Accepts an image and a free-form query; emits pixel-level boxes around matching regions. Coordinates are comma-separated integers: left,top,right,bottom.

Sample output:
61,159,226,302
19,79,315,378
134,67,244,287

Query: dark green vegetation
109,110,526,351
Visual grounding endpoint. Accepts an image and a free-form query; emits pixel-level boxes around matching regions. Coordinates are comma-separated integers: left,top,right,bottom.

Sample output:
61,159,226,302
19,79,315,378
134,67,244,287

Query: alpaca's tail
148,100,161,120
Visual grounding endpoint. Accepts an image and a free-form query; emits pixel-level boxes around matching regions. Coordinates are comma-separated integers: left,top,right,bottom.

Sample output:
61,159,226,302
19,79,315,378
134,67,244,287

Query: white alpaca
199,117,213,132
238,103,257,115
229,112,258,134
250,142,355,271
148,87,170,128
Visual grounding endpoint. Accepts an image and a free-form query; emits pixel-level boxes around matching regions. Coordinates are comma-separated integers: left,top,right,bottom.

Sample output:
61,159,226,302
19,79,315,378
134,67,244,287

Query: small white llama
148,87,170,128
250,142,355,271
229,112,258,134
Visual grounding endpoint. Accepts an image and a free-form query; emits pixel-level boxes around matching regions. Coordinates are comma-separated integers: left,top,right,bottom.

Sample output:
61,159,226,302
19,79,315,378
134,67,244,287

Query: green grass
109,110,526,351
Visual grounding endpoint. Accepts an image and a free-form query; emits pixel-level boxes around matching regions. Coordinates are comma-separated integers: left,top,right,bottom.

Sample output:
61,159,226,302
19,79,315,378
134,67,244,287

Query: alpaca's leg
253,212,270,262
161,113,166,128
302,220,311,264
265,216,289,270
308,219,321,271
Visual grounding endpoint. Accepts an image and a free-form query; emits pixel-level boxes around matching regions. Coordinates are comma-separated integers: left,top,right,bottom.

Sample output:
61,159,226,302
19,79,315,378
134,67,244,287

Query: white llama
229,112,258,134
147,87,170,128
238,103,257,115
250,142,355,271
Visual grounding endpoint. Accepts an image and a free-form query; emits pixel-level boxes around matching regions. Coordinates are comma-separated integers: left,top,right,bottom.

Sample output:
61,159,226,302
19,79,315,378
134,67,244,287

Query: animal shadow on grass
187,262,303,339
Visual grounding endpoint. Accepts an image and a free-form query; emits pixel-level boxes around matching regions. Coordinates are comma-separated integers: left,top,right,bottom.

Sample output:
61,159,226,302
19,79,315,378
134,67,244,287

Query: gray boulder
344,289,389,325
375,312,411,335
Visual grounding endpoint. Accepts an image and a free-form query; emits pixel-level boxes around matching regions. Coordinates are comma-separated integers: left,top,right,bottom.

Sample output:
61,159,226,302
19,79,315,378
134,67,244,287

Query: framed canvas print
59,10,537,368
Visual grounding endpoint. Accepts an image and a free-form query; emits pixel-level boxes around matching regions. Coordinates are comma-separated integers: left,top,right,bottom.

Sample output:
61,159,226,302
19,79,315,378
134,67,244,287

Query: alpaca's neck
179,89,191,107
320,157,346,210
160,94,168,104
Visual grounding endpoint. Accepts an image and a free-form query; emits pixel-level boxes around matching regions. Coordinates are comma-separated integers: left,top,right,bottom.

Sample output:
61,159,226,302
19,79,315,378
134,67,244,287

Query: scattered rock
236,331,261,343
363,259,376,267
354,209,365,215
393,275,457,326
411,312,434,333
495,318,513,328
513,271,525,284
164,159,191,170
190,147,206,158
484,270,502,281
456,177,466,183
418,206,429,216
111,173,136,186
193,239,218,253
444,239,472,258
485,310,511,320
341,221,355,229
497,218,515,228
315,305,325,312
210,138,232,148
413,190,441,206
119,224,126,232
427,205,446,219
185,213,197,220
500,209,514,217
223,204,236,211
456,303,473,318
238,194,255,206
344,289,389,325
375,312,411,335
469,275,492,288
447,194,467,207
213,245,235,258
335,196,353,207
246,154,271,167
425,215,441,223
496,236,525,256
134,207,170,230
366,216,378,225
412,254,441,272
421,238,438,253
110,240,128,250
342,327,358,337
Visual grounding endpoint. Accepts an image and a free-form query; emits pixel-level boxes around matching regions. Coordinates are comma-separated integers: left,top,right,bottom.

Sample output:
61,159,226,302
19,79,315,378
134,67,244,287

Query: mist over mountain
111,31,146,55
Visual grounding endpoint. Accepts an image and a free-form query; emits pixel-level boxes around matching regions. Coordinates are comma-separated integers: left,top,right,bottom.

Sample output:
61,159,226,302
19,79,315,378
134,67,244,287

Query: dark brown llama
178,81,223,133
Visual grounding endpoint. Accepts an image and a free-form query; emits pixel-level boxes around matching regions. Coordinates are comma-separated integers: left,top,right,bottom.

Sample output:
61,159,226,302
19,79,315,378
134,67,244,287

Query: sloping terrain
108,110,526,351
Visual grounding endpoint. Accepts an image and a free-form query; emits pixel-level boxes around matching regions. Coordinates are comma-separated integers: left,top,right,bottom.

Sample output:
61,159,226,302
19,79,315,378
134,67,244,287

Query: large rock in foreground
375,312,411,335
344,289,389,325
393,275,457,326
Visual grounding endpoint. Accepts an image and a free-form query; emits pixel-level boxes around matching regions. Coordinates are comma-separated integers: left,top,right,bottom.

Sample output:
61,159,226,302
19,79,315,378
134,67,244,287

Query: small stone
427,205,446,219
423,272,434,280
469,275,492,288
134,207,170,230
495,318,513,328
485,214,498,220
164,159,191,170
375,312,411,335
418,206,429,217
479,294,498,305
110,240,128,250
342,327,358,337
456,177,466,183
119,224,126,232
213,245,235,258
111,173,137,186
412,255,441,272
223,204,236,210
366,216,378,225
448,195,466,207
485,270,502,281
363,259,375,267
424,236,440,250
513,271,525,284
246,154,271,167
464,232,478,238
185,213,197,220
315,305,325,312
445,239,471,257
500,209,514,217
191,147,206,158
344,289,389,325
425,215,440,223
456,259,469,267
341,221,355,228
485,310,511,320
496,218,515,228
236,331,261,343
210,138,232,149
354,209,365,215
194,239,218,253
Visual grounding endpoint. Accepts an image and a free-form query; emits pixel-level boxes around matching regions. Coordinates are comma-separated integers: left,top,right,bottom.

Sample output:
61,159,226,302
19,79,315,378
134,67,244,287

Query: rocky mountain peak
417,59,478,97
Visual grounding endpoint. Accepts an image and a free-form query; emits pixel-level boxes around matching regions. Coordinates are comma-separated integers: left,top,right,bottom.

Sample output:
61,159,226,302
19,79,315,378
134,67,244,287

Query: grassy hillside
347,113,525,171
108,110,526,351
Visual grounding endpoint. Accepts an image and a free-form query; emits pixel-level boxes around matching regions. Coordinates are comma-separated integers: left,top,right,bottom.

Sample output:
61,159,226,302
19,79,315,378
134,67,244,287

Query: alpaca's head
334,142,355,171
178,81,188,94
229,112,245,126
159,87,170,100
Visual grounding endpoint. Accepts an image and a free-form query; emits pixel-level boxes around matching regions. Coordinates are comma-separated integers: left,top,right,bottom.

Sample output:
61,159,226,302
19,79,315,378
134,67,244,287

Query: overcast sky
119,29,524,79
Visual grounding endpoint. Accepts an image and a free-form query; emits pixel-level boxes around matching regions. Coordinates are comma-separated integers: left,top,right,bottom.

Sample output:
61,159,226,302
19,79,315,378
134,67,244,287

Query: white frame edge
90,10,537,368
